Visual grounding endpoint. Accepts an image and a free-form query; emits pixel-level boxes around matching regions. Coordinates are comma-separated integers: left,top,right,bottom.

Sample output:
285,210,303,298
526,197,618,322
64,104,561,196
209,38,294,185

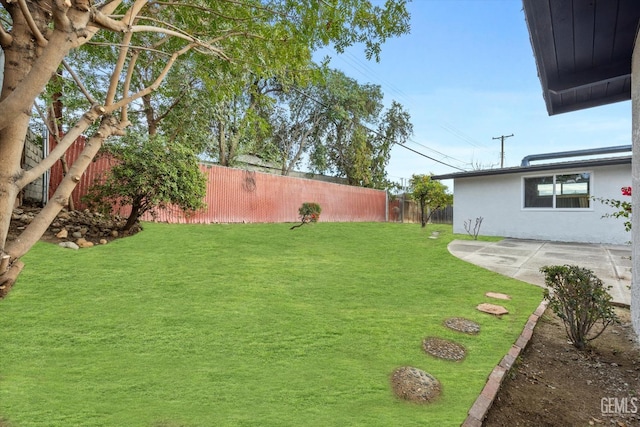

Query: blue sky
319,0,632,188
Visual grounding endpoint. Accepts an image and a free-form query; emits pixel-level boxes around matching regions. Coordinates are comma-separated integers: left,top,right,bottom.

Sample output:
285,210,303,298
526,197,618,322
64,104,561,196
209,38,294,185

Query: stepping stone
423,337,467,361
390,366,441,403
485,291,512,300
444,317,480,335
477,303,509,316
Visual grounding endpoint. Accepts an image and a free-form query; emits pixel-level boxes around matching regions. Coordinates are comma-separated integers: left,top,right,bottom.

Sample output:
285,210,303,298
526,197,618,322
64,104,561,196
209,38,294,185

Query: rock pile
10,206,135,249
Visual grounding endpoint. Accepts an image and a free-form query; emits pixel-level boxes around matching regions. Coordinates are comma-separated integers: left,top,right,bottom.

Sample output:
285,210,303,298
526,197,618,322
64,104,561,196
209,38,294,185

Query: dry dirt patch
484,307,640,426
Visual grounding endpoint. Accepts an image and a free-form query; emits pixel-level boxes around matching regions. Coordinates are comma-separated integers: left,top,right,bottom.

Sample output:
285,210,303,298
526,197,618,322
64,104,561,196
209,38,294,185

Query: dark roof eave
431,156,631,181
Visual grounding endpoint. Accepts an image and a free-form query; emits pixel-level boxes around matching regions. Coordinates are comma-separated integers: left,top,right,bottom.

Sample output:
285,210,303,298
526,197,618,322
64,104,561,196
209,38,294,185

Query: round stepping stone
485,291,512,300
444,317,480,335
477,303,509,316
422,337,467,361
390,366,441,403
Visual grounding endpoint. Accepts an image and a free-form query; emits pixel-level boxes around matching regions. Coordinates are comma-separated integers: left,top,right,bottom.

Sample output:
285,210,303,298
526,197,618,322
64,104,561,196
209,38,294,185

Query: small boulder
99,239,108,245
59,241,79,250
76,238,94,248
56,229,68,239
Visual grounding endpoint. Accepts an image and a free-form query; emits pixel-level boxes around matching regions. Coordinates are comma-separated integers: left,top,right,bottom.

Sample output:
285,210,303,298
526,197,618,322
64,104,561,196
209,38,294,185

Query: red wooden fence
48,137,388,224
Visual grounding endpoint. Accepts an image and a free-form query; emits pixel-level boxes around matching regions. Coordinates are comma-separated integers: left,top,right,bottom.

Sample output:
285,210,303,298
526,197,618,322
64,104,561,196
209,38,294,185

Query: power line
395,143,466,171
440,122,487,148
406,137,468,166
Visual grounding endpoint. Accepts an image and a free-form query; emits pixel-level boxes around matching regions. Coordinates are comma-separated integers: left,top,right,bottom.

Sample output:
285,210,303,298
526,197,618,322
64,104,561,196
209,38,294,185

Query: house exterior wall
631,28,640,341
452,163,631,244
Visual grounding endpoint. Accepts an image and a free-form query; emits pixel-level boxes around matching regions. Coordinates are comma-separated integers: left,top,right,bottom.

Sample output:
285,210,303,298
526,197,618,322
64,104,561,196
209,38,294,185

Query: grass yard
0,222,542,426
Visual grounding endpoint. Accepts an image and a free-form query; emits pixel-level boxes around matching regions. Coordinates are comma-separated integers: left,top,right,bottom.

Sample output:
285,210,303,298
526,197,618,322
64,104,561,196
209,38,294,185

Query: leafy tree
409,174,452,228
0,1,410,290
264,72,327,175
307,70,413,188
83,134,206,232
368,101,413,188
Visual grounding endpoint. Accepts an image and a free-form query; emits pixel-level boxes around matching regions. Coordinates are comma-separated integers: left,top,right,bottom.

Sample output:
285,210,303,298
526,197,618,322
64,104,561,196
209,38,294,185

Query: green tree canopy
307,70,413,188
83,134,207,233
409,174,452,228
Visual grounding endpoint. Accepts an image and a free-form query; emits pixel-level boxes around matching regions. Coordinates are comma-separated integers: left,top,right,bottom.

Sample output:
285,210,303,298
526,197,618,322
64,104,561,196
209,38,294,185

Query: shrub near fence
48,136,388,224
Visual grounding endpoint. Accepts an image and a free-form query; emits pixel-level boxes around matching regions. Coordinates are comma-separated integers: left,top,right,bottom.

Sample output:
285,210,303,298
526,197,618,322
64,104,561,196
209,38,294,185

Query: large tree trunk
122,197,143,232
0,3,98,290
1,115,121,290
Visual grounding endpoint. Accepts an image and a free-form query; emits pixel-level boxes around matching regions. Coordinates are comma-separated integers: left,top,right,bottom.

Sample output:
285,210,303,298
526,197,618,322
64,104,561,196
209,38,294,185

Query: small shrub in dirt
541,264,618,350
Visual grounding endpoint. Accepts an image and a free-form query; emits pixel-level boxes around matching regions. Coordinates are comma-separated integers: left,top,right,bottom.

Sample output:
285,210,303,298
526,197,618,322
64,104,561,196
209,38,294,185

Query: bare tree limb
62,59,97,104
105,30,133,105
120,49,139,123
16,105,105,189
51,0,73,31
17,0,48,46
105,43,196,113
0,23,12,47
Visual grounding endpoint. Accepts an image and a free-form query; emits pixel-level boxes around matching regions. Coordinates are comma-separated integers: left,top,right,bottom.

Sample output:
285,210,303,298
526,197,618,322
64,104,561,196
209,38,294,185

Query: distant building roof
431,155,631,181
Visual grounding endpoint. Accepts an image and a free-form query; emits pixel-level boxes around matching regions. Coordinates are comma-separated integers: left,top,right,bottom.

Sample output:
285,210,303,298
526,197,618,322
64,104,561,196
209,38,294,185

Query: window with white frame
523,172,591,209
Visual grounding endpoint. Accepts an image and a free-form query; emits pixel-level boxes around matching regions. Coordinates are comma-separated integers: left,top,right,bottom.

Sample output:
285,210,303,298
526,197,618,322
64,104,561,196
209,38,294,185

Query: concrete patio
448,238,632,306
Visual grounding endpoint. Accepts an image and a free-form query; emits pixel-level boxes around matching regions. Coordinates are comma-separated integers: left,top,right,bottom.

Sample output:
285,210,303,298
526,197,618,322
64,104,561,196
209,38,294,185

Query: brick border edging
461,299,549,427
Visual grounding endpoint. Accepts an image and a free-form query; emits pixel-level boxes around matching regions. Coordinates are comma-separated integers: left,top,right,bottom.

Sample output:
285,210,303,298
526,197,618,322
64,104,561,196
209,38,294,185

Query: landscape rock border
9,206,140,249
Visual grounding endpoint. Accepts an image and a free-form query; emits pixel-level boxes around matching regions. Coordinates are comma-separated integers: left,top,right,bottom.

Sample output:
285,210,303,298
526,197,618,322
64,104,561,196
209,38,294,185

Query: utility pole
492,133,514,168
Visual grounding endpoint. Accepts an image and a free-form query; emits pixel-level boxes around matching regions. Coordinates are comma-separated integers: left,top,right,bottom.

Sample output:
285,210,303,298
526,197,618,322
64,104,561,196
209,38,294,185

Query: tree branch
17,0,48,46
104,43,196,113
105,28,133,106
0,23,11,47
51,0,73,31
62,59,97,104
120,48,139,123
16,105,105,189
7,115,126,259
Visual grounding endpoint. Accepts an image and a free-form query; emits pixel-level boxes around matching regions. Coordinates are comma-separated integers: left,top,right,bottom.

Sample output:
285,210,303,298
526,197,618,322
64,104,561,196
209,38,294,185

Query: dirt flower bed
484,307,640,426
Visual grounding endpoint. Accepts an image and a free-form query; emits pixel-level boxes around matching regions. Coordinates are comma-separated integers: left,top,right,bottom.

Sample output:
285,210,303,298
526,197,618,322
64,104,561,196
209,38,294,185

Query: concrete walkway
448,239,632,306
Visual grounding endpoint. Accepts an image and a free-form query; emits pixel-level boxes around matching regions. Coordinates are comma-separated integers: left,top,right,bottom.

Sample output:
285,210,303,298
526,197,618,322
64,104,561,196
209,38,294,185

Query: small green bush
540,265,618,350
290,202,321,230
299,202,322,223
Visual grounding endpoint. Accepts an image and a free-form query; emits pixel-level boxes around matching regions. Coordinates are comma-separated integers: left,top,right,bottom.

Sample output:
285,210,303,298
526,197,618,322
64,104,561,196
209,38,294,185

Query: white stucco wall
452,163,631,244
631,27,640,343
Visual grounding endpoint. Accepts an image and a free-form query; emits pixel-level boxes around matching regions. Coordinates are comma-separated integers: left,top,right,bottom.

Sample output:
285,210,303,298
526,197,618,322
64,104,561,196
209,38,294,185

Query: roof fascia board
431,156,631,181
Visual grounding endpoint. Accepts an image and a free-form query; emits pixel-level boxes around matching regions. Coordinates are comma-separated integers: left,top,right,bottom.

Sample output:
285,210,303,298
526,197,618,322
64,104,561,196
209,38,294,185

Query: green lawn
0,222,542,426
